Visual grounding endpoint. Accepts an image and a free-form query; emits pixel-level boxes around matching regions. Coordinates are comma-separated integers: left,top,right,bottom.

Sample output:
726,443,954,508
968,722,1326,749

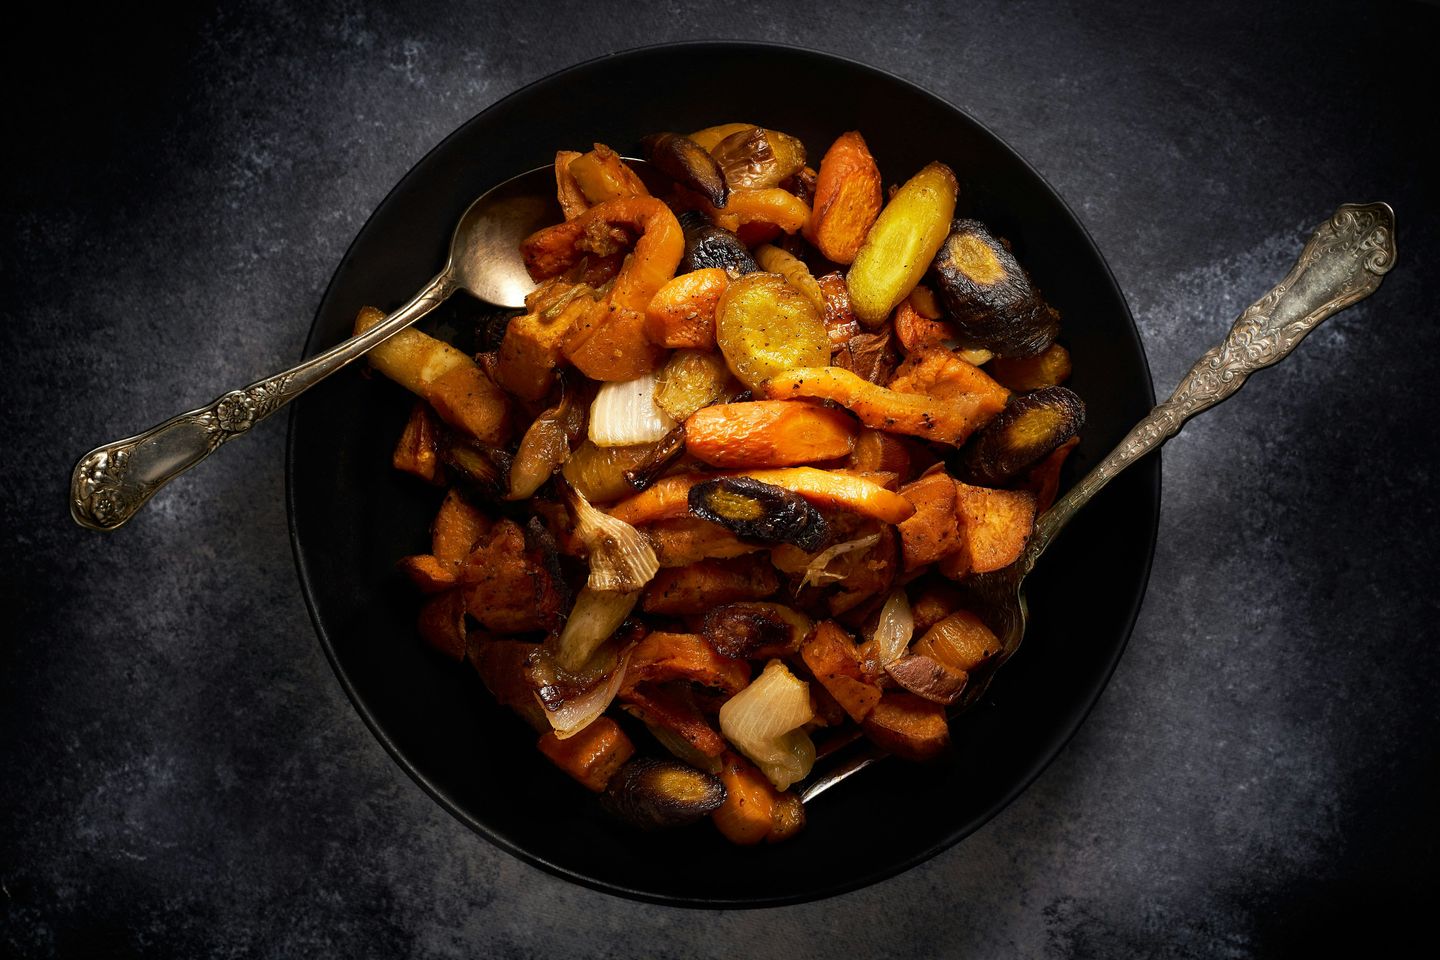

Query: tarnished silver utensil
802,201,1397,803
70,165,559,531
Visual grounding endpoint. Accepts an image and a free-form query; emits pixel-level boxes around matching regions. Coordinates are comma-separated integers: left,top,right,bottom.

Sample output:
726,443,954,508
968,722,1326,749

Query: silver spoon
69,165,561,531
801,200,1398,803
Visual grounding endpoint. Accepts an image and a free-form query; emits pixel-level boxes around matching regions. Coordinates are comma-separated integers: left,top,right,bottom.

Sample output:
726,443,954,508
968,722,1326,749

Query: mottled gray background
3,0,1436,956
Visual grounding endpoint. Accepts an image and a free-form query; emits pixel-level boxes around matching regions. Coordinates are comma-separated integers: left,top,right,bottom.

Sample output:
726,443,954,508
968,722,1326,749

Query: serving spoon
70,164,562,531
800,200,1398,804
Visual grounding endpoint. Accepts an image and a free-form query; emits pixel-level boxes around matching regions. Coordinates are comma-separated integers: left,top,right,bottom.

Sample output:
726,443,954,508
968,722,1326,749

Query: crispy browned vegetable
495,283,598,401
846,162,958,325
689,476,831,551
621,683,729,759
688,122,757,152
607,473,706,525
804,131,883,264
885,654,968,705
818,270,862,348
738,467,915,524
985,342,1072,391
896,471,963,572
889,347,1011,411
642,132,728,207
600,757,727,830
507,374,585,500
959,386,1086,487
908,580,965,635
645,268,728,350
653,350,733,426
393,400,443,484
710,126,806,189
684,400,857,469
701,602,812,660
459,519,567,632
762,365,1003,446
642,555,781,615
623,631,751,697
822,522,898,617
439,436,512,500
431,489,491,563
891,295,957,354
712,751,805,845
354,306,513,446
932,218,1061,357
800,620,882,722
716,272,830,391
832,328,900,385
537,717,636,792
861,691,950,760
676,210,759,276
644,516,763,567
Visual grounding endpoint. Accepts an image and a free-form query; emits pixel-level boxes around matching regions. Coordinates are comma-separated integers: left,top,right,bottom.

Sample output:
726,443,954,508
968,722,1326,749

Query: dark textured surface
2,0,1435,956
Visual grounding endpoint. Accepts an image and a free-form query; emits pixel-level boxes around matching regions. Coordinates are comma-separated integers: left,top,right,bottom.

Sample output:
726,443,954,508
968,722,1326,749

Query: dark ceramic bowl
287,41,1158,907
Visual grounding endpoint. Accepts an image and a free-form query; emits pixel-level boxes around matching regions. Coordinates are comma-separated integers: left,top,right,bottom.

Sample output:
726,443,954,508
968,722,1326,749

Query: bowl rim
285,38,1160,908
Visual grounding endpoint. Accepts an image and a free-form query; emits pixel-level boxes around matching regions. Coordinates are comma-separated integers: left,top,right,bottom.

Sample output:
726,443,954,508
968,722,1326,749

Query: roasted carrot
847,428,912,479
803,131,883,264
800,620,882,722
888,347,1010,411
703,188,810,235
762,365,1003,447
643,517,763,567
537,717,636,792
712,751,805,845
985,342,1073,392
392,400,443,484
619,684,729,759
738,467,915,523
818,270,862,349
892,297,958,354
354,306,512,445
684,401,858,468
644,268,728,349
608,474,706,526
753,244,825,311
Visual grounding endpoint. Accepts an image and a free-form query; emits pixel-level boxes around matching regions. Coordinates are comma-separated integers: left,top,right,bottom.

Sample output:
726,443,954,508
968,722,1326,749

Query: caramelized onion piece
561,480,660,592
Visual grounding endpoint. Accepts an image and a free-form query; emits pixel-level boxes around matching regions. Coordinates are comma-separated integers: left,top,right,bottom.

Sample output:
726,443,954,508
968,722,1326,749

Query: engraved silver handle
1024,201,1397,565
70,272,457,531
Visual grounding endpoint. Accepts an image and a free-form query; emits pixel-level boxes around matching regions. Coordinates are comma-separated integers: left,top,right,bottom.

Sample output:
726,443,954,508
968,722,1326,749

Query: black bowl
287,41,1158,907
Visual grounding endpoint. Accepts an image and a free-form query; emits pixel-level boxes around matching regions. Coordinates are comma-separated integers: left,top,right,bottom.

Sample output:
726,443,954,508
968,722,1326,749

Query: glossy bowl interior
287,42,1158,907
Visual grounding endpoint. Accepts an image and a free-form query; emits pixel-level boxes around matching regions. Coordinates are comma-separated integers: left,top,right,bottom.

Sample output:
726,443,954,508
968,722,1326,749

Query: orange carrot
704,188,810,234
804,131,883,264
644,268,728,349
712,751,805,845
684,400,858,468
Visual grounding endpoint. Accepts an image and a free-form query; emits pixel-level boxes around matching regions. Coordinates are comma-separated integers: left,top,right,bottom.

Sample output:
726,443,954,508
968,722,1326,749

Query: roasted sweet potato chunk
702,602,812,660
416,589,467,660
538,717,636,792
862,691,950,761
399,554,458,594
622,631,751,697
644,268,728,349
1021,435,1080,513
712,751,805,845
431,488,491,563
885,654,968,705
888,347,1010,413
459,519,566,633
896,471,964,572
620,683,729,759
914,609,1002,674
800,620,883,722
939,483,1037,577
642,556,780,615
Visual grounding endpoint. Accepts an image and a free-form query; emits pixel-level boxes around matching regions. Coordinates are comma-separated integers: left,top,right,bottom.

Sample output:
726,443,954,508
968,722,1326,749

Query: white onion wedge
718,659,816,790
589,372,676,447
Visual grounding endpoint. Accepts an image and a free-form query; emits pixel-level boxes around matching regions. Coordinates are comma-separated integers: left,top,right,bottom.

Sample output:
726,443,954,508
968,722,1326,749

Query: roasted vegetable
753,243,825,312
684,400,857,469
740,467,915,524
566,143,649,204
884,654,967,705
710,125,806,189
762,365,1004,447
393,400,443,484
644,516,762,567
562,440,657,502
1020,435,1080,513
551,588,640,673
702,601,812,660
940,483,1037,577
718,659,816,790
985,342,1072,391
507,374,585,500
416,590,467,659
642,132,728,207
354,306,512,445
846,162,958,326
496,282,598,401
703,188,810,236
913,609,1000,673
399,553,458,594
621,425,687,493
861,690,950,761
645,268,729,350
688,122,757,152
817,270,862,348
689,476,831,551
600,757,727,830
715,272,830,391
846,428,911,479
888,346,1010,411
712,751,805,845
440,436,512,500
561,479,660,593
622,631,751,697
931,218,1061,357
470,638,549,731
642,555,781,615
677,210,759,276
800,620,882,722
804,130,883,264
958,386,1086,487
896,471,964,572
621,683,729,761
431,489,491,564
553,149,589,219
537,717,636,792
588,371,677,447
832,328,899,385
653,348,732,421
459,518,568,633
607,473,706,525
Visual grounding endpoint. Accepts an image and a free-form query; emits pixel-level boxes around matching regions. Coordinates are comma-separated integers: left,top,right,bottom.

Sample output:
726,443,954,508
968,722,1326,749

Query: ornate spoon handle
1025,201,1397,566
69,273,456,531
